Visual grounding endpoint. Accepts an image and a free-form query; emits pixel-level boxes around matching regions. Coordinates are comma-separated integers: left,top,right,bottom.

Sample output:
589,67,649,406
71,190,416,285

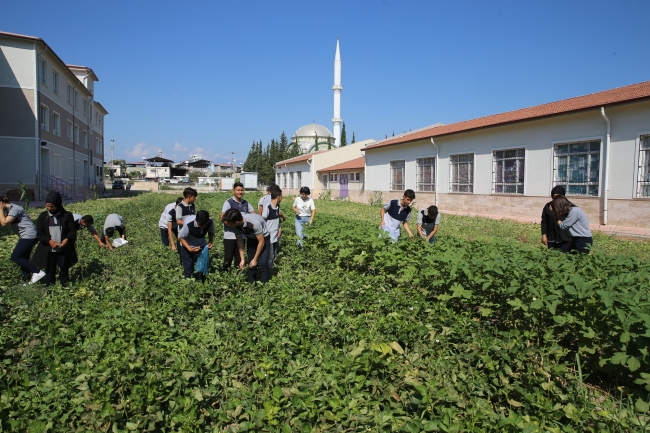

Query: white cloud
124,143,159,160
173,142,188,152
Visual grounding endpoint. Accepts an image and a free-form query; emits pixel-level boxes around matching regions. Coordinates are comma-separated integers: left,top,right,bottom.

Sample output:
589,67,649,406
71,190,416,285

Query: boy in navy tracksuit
380,189,415,242
178,210,214,279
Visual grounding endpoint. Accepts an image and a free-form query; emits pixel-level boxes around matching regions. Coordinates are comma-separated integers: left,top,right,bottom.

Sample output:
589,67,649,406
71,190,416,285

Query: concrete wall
364,100,650,228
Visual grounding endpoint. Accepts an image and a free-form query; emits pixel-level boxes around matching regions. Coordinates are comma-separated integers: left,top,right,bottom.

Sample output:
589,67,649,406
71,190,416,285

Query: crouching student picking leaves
178,210,214,280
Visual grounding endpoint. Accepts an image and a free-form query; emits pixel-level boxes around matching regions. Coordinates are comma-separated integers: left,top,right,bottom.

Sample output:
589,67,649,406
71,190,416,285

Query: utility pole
111,139,115,177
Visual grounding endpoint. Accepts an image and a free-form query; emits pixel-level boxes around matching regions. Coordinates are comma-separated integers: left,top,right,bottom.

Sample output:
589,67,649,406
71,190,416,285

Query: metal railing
41,174,74,198
84,177,106,194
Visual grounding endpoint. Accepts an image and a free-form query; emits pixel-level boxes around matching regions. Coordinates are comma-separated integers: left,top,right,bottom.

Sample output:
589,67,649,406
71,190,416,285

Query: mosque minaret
332,39,343,147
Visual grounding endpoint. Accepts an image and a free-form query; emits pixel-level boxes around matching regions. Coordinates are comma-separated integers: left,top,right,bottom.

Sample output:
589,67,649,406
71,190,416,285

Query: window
95,138,101,154
329,173,334,182
492,148,525,194
282,173,287,188
450,154,474,193
52,70,59,94
553,140,601,196
39,58,47,84
97,114,102,127
67,121,73,142
289,172,294,189
74,125,79,145
95,110,99,125
74,91,79,109
83,130,88,149
83,99,88,117
334,173,338,182
296,171,301,187
276,173,280,185
39,105,49,131
637,135,650,197
53,112,60,136
67,83,73,105
416,157,435,192
390,160,405,191
321,174,328,189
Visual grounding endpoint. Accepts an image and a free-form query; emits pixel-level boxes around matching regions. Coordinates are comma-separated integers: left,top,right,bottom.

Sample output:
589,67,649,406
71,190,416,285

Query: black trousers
45,252,69,286
180,246,200,278
160,227,178,246
569,236,593,254
247,236,271,283
223,238,245,270
11,238,39,280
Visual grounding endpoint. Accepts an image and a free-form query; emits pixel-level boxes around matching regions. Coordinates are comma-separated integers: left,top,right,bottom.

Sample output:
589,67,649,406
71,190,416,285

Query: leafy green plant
368,190,383,207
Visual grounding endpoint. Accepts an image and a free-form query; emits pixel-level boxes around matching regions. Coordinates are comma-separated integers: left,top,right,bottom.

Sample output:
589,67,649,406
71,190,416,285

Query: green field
1,192,650,432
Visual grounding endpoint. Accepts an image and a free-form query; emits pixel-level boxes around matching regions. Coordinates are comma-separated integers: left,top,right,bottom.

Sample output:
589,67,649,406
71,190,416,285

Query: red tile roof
364,80,650,151
319,157,365,172
275,150,329,166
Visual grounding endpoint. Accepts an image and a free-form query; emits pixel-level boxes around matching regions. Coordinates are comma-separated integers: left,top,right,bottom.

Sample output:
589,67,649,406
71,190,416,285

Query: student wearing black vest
380,189,415,242
262,186,285,269
178,210,214,279
175,188,197,228
220,182,254,270
222,208,271,283
417,205,440,245
541,186,571,251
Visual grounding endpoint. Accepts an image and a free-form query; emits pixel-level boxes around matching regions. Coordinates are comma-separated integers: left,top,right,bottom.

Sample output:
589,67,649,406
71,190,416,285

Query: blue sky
3,0,650,164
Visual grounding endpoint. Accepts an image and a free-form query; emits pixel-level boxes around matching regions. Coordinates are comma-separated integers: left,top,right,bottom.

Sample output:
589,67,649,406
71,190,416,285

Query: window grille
492,148,525,194
553,140,600,196
450,154,474,192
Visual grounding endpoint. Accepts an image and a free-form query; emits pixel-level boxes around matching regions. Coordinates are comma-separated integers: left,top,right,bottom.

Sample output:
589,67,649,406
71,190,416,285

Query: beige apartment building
0,31,108,200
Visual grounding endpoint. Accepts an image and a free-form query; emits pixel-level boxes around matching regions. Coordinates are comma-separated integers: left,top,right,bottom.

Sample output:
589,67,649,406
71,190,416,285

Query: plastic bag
112,238,128,248
194,246,210,276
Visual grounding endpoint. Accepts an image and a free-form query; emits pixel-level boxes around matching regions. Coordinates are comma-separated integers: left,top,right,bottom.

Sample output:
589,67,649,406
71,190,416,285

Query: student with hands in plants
541,186,571,250
222,208,271,283
380,189,415,242
417,205,440,245
73,214,106,248
178,210,214,279
552,195,593,254
31,191,78,286
102,213,127,250
0,194,46,284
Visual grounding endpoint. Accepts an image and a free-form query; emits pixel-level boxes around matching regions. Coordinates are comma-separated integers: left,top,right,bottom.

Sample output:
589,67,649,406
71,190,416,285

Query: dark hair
196,210,210,225
551,195,575,220
175,197,184,205
0,195,9,204
271,188,282,199
233,182,244,189
105,227,116,237
183,188,198,198
551,185,566,197
299,186,310,195
81,215,94,225
223,208,243,223
404,189,416,200
427,205,439,219
266,185,272,192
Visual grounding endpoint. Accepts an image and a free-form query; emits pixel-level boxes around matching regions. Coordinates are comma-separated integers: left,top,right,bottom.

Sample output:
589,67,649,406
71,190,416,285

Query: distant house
213,163,236,177
0,31,107,199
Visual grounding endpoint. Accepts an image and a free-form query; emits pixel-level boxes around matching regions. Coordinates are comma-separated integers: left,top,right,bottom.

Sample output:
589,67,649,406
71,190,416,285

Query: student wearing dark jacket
541,186,571,251
31,191,78,286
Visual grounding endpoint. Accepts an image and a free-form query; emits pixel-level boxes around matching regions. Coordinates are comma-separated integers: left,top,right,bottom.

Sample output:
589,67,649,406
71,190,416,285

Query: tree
351,132,355,144
340,122,347,146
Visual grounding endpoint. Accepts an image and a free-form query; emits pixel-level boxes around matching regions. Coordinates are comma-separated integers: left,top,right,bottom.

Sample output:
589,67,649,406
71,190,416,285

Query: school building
0,30,108,200
274,139,374,199
361,80,650,229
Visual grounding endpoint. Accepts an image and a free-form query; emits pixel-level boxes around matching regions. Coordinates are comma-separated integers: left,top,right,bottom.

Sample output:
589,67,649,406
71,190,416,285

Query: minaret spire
332,39,343,147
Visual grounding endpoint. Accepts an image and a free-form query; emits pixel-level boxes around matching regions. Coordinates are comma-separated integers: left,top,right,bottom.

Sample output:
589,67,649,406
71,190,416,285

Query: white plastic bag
112,238,128,248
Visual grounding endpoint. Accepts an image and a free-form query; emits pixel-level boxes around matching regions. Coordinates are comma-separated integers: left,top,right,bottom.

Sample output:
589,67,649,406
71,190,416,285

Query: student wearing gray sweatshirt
552,195,593,254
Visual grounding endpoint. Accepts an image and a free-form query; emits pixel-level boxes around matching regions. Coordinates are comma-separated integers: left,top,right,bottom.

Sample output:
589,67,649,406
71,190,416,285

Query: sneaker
30,270,46,285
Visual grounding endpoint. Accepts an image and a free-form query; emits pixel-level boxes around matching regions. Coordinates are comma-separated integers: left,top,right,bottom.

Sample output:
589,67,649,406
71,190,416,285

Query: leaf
627,356,641,372
182,371,196,381
28,421,47,433
635,398,649,413
193,388,203,401
610,352,629,365
508,399,523,407
390,391,401,401
168,317,174,327
389,341,404,355
126,422,138,431
349,340,365,358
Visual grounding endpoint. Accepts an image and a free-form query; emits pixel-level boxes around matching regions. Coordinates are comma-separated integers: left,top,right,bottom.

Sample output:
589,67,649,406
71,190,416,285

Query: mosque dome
294,123,333,139
291,123,337,153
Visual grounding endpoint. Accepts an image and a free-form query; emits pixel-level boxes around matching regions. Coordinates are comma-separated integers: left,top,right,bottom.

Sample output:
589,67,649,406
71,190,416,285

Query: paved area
445,210,650,239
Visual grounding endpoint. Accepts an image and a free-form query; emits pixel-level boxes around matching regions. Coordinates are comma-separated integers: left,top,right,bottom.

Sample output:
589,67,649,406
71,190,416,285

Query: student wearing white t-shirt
292,187,316,247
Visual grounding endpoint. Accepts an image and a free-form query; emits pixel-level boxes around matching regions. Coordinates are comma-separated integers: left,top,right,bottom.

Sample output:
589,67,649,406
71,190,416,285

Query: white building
0,31,107,199
363,80,650,229
275,139,374,198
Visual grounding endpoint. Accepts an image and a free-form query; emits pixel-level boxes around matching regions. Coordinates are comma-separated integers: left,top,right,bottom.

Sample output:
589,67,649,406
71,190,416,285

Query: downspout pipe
600,107,610,225
36,44,49,200
430,138,439,206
